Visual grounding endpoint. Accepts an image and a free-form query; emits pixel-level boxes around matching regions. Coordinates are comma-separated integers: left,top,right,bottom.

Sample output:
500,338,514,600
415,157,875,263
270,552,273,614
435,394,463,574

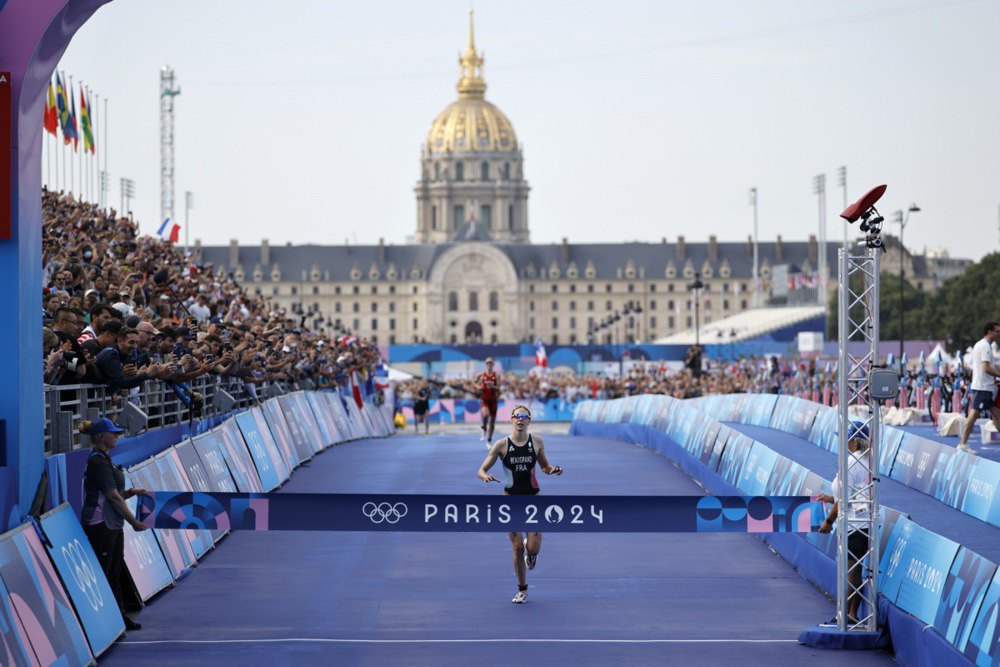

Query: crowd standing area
40,189,382,403
397,351,993,415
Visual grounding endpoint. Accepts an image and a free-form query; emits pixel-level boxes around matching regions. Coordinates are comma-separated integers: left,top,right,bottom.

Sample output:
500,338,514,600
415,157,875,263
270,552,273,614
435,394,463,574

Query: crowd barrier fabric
304,393,340,448
769,395,820,439
191,431,240,493
124,465,196,580
0,570,35,666
934,547,998,651
234,411,283,492
964,568,1000,664
122,486,174,602
0,523,93,665
289,392,327,452
37,505,125,657
260,400,303,469
572,395,998,666
273,396,319,460
134,492,822,534
218,422,265,493
890,433,948,496
250,408,293,482
152,450,216,555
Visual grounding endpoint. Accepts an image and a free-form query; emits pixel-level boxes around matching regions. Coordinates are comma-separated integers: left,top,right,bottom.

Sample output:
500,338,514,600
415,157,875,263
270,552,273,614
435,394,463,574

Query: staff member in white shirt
817,422,871,625
958,322,1000,452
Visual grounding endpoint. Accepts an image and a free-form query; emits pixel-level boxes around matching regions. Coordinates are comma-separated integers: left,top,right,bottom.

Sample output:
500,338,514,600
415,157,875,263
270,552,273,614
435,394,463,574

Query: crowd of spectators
41,190,381,413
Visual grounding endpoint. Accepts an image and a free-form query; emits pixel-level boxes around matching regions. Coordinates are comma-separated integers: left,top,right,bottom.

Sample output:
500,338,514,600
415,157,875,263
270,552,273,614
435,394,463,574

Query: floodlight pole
836,245,882,633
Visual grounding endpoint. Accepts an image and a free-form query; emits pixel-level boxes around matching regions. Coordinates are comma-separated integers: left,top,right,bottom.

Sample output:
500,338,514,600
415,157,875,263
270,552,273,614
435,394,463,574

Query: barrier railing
43,376,288,455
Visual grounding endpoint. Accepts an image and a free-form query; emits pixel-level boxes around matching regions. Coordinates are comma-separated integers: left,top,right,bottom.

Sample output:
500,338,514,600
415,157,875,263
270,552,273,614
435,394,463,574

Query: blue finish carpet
102,433,894,666
726,423,1000,563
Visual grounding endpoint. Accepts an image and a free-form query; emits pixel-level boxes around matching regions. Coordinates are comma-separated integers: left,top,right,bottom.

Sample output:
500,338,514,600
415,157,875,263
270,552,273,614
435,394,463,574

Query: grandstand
654,305,826,346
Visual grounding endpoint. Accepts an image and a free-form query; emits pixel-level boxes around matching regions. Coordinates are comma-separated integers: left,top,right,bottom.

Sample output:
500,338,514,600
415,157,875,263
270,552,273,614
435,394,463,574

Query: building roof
198,238,930,283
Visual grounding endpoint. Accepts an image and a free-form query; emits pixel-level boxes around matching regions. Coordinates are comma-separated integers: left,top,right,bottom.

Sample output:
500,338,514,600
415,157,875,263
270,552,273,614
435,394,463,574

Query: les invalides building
199,12,950,346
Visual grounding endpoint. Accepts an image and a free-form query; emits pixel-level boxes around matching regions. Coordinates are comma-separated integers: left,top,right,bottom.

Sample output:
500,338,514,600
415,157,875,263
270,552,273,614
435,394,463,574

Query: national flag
80,87,95,153
168,223,181,243
55,73,72,143
337,335,358,347
156,218,171,237
350,371,364,408
534,338,547,368
67,82,79,150
44,81,59,136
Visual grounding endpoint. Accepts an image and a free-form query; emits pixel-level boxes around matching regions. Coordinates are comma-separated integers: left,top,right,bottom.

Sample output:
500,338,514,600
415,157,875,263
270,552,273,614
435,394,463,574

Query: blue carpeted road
726,423,1000,563
101,433,895,666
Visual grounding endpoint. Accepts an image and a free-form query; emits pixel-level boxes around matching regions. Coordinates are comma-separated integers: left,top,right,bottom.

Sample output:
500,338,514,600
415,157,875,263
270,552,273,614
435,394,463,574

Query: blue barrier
234,411,283,492
0,566,35,664
38,504,125,656
0,522,93,665
573,394,986,666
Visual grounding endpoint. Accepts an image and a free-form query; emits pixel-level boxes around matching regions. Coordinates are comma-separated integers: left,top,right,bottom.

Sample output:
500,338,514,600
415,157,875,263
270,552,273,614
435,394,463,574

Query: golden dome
425,10,519,154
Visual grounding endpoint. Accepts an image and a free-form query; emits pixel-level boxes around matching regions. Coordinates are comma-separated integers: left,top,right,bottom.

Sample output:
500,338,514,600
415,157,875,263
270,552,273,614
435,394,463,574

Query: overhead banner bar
137,493,824,533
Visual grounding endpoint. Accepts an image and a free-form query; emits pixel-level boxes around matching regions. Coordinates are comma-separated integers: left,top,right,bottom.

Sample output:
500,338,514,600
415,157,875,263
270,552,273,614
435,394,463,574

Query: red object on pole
0,72,10,239
840,184,887,222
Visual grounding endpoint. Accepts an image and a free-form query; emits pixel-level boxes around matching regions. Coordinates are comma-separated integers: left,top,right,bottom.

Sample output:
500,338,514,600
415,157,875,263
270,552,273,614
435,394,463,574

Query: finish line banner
137,493,823,533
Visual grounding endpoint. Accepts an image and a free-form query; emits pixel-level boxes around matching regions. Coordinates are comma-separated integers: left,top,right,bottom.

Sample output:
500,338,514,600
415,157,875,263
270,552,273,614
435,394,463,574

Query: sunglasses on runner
512,413,531,421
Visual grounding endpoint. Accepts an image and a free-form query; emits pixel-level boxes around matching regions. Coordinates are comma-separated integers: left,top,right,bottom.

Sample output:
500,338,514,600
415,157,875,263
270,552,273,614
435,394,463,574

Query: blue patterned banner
136,493,823,533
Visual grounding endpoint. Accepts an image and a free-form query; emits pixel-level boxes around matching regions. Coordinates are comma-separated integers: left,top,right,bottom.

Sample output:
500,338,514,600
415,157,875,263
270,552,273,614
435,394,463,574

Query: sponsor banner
0,571,35,666
304,392,341,448
718,433,755,486
126,464,196,580
934,547,998,650
959,457,1000,527
261,399,305,468
218,422,265,493
290,392,328,451
964,568,1000,665
121,474,174,601
0,523,93,665
880,516,961,624
890,433,945,495
880,427,905,476
274,396,320,458
136,493,823,534
190,431,239,492
743,393,778,427
251,407,293,482
38,505,125,656
933,450,980,514
152,450,218,554
808,407,839,453
709,425,734,469
234,411,283,492
737,443,780,497
768,396,820,439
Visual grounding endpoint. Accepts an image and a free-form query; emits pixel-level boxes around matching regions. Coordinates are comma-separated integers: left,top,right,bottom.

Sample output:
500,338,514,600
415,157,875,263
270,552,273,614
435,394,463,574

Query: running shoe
957,443,976,455
480,432,486,442
525,551,537,570
512,590,527,604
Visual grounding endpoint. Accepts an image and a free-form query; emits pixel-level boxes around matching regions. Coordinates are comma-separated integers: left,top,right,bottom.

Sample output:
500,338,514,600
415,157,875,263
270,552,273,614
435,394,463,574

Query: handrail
43,376,289,455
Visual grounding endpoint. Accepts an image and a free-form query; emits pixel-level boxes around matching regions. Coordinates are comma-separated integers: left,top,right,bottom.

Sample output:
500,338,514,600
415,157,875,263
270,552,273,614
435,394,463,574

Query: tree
922,252,1000,347
827,270,928,341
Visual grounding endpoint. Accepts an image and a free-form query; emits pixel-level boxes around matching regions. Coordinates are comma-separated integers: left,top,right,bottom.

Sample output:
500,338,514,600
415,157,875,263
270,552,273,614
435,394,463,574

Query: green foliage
923,252,1000,346
827,270,927,340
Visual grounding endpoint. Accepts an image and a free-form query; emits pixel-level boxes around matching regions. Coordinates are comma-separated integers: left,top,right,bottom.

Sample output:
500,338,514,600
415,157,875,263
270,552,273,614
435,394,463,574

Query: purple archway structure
0,0,110,527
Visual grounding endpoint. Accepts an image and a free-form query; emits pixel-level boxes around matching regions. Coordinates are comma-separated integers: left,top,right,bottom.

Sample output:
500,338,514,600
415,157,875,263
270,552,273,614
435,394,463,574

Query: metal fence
43,376,289,455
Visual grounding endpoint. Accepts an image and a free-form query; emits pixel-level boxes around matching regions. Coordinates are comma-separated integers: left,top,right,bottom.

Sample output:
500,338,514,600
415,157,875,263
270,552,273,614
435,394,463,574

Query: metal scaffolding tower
159,66,181,227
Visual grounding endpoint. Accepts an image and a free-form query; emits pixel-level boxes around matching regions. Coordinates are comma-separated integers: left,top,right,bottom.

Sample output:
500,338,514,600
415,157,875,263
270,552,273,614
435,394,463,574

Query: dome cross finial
457,8,486,99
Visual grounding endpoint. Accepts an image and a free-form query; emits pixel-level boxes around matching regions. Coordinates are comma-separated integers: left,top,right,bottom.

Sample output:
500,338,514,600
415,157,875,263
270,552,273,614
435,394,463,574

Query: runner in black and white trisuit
476,405,563,604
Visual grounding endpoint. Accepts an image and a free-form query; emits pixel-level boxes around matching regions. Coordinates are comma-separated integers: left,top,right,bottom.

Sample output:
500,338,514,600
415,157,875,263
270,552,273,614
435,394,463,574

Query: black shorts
971,390,996,412
414,400,429,415
848,530,870,561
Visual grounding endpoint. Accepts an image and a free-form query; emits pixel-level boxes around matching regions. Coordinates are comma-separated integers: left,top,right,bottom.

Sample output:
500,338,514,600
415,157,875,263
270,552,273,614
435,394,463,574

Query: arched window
481,161,489,181
503,163,510,180
489,291,499,311
455,162,464,181
431,205,438,230
469,291,479,311
448,291,458,311
434,163,440,180
508,205,514,230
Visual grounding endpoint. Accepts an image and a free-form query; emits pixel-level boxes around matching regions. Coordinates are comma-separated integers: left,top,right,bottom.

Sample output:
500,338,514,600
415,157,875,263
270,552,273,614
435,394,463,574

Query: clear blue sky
53,0,999,260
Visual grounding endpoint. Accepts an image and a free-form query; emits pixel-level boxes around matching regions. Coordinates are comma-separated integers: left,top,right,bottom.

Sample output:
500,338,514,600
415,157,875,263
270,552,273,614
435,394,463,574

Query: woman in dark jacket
79,417,149,630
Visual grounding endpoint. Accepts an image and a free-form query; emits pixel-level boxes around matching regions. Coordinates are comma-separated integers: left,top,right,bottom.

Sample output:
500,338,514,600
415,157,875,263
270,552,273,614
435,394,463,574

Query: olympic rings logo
362,502,408,524
61,539,103,612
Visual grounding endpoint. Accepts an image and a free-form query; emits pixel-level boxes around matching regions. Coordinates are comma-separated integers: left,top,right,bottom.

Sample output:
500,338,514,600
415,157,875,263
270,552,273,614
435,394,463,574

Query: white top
831,450,870,520
971,338,997,392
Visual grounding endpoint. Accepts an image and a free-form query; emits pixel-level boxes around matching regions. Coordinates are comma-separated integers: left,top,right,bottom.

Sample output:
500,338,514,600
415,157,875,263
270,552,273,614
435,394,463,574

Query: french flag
337,335,358,347
156,218,181,243
534,338,547,368
350,371,364,408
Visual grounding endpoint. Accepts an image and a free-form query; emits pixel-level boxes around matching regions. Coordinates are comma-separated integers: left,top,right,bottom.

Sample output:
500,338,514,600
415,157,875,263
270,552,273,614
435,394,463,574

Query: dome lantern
457,9,486,100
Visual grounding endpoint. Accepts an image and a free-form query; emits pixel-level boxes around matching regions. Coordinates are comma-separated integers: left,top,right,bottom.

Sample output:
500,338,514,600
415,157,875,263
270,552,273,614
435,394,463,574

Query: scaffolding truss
836,246,882,632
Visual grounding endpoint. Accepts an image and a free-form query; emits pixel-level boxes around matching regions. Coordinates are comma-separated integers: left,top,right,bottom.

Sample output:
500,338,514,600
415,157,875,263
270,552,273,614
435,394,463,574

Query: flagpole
61,72,67,196
103,96,108,213
69,74,75,197
93,90,98,207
